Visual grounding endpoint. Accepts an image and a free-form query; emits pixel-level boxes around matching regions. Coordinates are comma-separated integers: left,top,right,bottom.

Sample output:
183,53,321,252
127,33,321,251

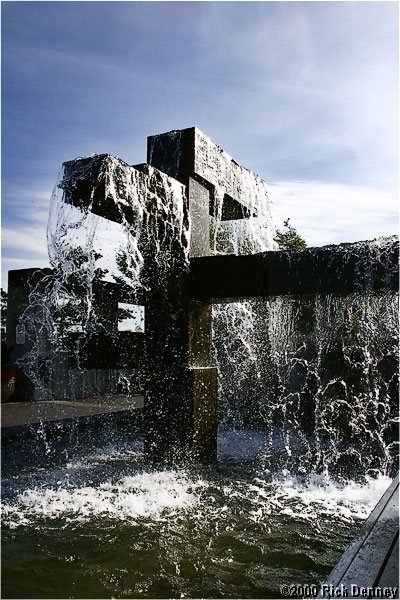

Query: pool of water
1,425,390,599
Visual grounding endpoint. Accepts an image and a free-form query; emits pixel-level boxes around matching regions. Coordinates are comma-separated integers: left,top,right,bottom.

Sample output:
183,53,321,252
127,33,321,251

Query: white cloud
2,225,48,256
190,3,398,190
1,222,49,289
270,181,399,247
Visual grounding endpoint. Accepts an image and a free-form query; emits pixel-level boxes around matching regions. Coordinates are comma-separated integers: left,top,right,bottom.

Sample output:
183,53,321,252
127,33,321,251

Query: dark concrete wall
6,268,53,401
6,270,145,401
189,237,399,301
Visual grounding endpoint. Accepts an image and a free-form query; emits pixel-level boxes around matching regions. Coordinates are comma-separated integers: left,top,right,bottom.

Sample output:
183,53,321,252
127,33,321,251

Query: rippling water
1,425,390,599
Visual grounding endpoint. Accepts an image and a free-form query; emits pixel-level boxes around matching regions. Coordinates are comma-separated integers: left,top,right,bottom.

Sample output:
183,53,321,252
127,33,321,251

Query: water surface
1,426,389,599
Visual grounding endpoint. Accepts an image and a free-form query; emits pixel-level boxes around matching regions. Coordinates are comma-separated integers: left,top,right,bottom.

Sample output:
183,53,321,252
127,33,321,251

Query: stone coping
1,395,144,429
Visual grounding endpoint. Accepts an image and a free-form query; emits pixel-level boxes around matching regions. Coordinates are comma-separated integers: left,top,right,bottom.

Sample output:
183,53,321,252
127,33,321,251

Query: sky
1,1,399,290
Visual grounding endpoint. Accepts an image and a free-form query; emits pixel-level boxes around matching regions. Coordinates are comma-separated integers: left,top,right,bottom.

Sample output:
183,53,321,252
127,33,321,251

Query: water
2,426,390,599
213,290,398,479
5,147,398,597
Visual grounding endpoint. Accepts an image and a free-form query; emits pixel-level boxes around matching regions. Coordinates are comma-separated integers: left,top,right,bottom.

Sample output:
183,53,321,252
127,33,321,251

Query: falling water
15,155,189,400
3,149,398,598
213,235,398,478
213,288,398,479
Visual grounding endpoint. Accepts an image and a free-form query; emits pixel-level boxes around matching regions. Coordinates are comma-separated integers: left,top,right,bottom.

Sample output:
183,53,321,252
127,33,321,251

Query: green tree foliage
51,247,133,345
51,247,108,341
274,218,307,251
111,250,138,300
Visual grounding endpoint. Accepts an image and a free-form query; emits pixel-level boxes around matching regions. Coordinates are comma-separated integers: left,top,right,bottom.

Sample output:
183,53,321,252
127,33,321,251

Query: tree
50,247,109,342
51,247,136,347
274,218,307,251
111,249,140,301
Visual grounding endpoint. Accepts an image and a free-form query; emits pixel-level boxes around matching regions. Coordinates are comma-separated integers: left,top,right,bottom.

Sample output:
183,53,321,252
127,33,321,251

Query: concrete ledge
320,475,399,597
1,396,144,443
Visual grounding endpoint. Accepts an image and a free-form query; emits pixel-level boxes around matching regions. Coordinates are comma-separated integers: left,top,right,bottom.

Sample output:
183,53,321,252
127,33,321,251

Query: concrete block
147,127,269,220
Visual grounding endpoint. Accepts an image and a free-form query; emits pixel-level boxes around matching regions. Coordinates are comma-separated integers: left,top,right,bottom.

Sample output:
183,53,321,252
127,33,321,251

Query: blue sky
1,1,398,290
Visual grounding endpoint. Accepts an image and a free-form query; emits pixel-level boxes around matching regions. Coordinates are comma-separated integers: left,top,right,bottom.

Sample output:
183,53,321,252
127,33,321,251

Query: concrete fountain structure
5,127,399,467
3,127,399,598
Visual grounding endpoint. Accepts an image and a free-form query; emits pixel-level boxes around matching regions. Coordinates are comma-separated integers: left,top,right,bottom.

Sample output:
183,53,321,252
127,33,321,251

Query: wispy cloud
1,220,49,289
189,2,398,189
3,186,52,219
1,2,398,290
1,185,51,288
270,181,398,246
2,225,48,257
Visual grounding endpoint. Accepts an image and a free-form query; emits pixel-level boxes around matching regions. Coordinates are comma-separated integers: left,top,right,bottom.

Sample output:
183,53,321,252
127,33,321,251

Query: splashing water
5,140,398,597
16,156,190,400
213,288,398,478
2,429,393,598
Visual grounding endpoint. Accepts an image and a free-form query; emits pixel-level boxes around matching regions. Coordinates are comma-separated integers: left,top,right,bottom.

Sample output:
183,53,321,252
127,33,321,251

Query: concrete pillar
189,302,218,462
187,178,218,461
142,174,218,464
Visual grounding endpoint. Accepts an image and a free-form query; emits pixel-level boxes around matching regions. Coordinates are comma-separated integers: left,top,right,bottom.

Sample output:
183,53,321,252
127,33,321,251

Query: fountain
2,128,398,598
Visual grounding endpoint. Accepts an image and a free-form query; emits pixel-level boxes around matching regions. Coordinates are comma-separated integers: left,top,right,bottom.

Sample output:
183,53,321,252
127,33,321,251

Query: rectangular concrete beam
60,156,188,233
189,238,399,301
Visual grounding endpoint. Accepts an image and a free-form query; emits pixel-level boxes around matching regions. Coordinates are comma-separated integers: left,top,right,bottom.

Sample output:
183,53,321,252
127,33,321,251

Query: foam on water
2,443,390,531
252,472,391,524
2,470,206,529
2,428,393,599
